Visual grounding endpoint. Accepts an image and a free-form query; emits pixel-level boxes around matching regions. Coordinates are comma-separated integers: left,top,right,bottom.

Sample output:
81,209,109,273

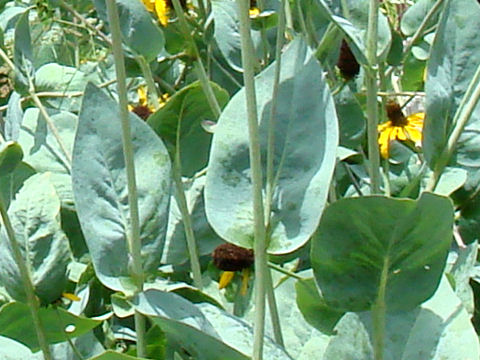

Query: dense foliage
0,0,478,359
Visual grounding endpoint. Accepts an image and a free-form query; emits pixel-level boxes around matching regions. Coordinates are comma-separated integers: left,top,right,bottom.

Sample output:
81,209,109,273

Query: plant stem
0,194,53,360
372,257,388,360
236,0,268,358
28,83,73,170
365,0,381,194
171,0,222,118
267,262,305,280
136,56,161,110
172,133,203,289
265,0,285,226
426,63,480,192
105,0,146,356
265,268,284,347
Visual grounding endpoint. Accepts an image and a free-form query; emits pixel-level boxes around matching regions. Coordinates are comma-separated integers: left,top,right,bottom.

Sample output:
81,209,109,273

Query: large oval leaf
133,289,292,359
147,81,229,177
93,0,164,62
311,192,453,312
322,277,479,360
17,107,76,206
205,38,338,254
424,0,480,183
0,173,71,304
72,83,171,294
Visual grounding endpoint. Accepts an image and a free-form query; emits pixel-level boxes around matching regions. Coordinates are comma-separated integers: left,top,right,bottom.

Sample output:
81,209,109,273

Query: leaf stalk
235,0,268,358
105,0,146,356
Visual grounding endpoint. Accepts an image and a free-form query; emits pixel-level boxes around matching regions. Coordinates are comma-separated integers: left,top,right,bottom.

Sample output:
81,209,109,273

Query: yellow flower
128,86,169,120
249,7,260,17
218,268,251,296
378,101,424,158
140,0,171,27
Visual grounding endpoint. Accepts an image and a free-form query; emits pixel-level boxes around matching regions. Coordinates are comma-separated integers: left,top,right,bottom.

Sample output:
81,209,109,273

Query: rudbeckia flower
128,86,169,120
213,243,254,296
377,101,424,158
140,0,171,27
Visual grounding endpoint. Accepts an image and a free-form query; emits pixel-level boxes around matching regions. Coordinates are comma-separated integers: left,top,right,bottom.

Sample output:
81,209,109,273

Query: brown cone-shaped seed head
212,243,254,272
337,40,360,80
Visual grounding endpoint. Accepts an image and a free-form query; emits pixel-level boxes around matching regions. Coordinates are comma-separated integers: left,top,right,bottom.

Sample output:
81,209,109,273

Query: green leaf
315,0,392,64
0,302,101,352
211,0,264,72
0,336,36,359
446,241,477,315
17,108,76,205
400,0,441,36
147,81,229,177
50,332,105,360
243,269,332,359
0,141,23,176
13,10,33,88
311,192,454,312
424,0,480,178
334,86,365,148
0,173,71,304
133,289,292,359
72,83,171,294
322,277,480,360
4,91,23,142
0,162,35,209
93,0,164,62
295,278,344,335
163,176,223,265
205,38,338,253
34,63,104,112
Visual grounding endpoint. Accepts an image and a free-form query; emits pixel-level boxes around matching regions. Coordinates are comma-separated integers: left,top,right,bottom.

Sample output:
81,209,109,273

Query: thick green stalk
263,2,286,346
171,0,221,118
105,1,146,357
365,0,381,194
236,0,268,358
372,257,389,360
0,195,53,360
427,63,480,191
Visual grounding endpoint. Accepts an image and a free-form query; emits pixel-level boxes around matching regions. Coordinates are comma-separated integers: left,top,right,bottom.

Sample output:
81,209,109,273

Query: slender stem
28,83,73,170
105,1,146,356
0,194,53,360
236,0,268,358
172,144,203,289
256,0,270,66
0,47,15,71
372,257,388,360
171,0,222,118
426,63,480,191
267,262,305,280
365,0,381,194
136,56,161,110
58,0,112,45
265,268,284,347
265,0,285,225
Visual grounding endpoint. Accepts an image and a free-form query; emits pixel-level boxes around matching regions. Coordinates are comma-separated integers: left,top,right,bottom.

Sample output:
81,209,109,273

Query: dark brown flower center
212,243,254,272
386,101,408,126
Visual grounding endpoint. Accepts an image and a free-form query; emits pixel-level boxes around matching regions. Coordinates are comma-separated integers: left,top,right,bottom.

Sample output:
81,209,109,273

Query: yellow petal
141,0,155,12
62,292,81,302
378,126,393,158
137,86,148,106
240,268,250,296
405,125,423,143
155,0,170,27
407,112,425,126
219,271,235,289
395,127,407,141
377,121,392,132
249,7,260,17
